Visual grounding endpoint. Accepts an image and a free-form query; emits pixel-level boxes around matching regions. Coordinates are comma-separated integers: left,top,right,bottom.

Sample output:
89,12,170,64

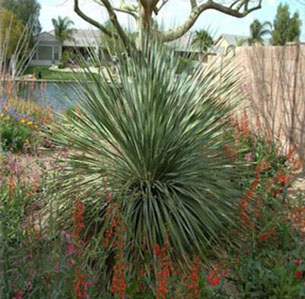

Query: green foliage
235,37,247,47
248,19,272,46
0,9,25,59
0,101,304,297
0,118,33,152
272,3,302,46
191,29,214,52
60,51,72,67
3,0,41,34
233,235,305,299
52,16,75,43
176,56,196,74
46,41,246,287
101,21,137,56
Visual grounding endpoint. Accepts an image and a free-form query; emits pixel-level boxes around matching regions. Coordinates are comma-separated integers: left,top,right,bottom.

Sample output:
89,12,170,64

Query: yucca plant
46,41,246,283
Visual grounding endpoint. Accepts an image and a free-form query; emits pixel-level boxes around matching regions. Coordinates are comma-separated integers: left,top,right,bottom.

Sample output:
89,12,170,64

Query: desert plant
46,41,246,285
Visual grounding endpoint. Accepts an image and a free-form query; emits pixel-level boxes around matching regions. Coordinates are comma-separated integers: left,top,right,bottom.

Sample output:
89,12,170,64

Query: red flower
72,199,85,240
207,270,220,287
111,261,126,298
186,257,200,298
73,271,89,299
295,259,303,266
44,276,51,285
207,264,228,287
294,271,303,279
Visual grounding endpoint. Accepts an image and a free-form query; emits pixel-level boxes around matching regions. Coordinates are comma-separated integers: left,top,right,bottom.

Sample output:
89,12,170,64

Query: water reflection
17,81,82,112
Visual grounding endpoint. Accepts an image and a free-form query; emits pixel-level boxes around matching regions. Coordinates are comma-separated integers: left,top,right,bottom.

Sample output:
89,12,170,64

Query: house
30,29,102,66
213,34,271,55
167,31,205,60
30,32,62,66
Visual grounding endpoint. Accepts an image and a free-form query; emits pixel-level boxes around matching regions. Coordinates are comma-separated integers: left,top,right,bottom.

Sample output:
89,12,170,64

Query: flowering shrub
0,46,305,298
0,99,46,151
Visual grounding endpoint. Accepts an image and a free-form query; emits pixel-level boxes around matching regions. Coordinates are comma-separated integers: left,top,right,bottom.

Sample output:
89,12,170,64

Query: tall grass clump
47,41,246,287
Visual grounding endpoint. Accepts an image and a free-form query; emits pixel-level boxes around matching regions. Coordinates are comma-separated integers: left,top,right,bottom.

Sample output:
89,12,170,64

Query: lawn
23,66,85,81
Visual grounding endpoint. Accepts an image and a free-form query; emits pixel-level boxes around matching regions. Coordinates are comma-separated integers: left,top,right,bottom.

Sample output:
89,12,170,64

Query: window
38,46,53,60
53,46,60,60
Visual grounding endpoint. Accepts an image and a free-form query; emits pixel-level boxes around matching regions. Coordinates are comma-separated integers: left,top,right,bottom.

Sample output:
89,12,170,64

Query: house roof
34,32,61,44
167,31,202,53
49,29,102,47
35,29,102,47
220,33,271,47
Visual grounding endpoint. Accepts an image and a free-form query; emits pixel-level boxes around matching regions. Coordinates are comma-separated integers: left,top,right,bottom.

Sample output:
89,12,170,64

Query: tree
52,16,75,43
191,29,214,52
73,0,263,49
287,12,302,42
0,9,25,58
235,37,247,47
272,3,301,46
101,20,137,55
3,0,41,34
248,19,272,46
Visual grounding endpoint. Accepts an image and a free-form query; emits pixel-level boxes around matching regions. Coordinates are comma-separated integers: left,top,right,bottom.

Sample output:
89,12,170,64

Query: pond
17,81,83,112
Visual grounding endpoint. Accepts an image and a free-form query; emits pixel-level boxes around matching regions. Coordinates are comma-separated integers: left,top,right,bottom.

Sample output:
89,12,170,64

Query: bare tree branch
159,0,262,42
190,0,197,9
230,0,242,9
99,0,136,50
110,7,138,19
74,0,113,36
154,0,169,15
93,0,139,19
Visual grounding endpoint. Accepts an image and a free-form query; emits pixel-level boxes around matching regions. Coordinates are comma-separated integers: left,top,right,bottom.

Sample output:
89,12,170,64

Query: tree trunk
137,2,154,49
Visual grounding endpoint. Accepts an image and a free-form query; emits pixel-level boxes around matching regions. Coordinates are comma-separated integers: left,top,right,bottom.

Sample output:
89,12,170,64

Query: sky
38,0,305,40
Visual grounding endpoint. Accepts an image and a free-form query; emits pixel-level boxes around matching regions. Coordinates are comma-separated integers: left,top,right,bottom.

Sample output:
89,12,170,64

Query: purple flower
66,244,74,256
68,258,75,265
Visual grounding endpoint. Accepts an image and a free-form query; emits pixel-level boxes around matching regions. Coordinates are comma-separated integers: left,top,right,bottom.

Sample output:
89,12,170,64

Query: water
17,81,83,112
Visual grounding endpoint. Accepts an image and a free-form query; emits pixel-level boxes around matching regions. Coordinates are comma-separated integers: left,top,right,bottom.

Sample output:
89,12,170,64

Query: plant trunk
137,3,153,50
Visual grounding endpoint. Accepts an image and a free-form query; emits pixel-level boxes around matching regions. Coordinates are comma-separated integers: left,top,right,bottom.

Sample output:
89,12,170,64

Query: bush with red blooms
1,104,305,298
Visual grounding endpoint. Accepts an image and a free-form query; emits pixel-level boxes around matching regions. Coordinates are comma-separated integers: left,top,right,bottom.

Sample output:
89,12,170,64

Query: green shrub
233,243,305,299
60,50,72,67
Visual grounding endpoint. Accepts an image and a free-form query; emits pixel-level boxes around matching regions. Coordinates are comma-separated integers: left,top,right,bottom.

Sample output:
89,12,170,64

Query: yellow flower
27,121,33,126
0,113,3,118
5,116,10,121
20,118,25,124
38,131,42,135
34,124,39,129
